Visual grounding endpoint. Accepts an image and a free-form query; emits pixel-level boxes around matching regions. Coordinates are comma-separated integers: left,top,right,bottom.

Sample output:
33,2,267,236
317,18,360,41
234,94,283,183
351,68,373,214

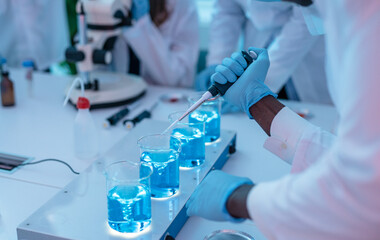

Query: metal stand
17,119,237,240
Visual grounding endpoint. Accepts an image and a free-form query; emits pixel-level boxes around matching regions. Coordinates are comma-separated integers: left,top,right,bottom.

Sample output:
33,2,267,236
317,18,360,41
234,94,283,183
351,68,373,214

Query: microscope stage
67,71,147,109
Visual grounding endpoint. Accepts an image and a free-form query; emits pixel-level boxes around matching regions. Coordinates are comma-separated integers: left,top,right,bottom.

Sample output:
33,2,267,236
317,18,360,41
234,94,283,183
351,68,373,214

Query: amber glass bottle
1,71,15,107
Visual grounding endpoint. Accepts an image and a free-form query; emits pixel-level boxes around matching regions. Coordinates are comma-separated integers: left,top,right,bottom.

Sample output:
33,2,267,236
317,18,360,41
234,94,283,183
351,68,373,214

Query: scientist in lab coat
112,0,199,88
0,0,69,70
196,0,332,105
186,0,380,239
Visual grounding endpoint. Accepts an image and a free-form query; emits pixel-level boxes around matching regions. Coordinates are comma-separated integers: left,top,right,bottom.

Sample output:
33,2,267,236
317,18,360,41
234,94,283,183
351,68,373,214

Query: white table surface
0,69,338,240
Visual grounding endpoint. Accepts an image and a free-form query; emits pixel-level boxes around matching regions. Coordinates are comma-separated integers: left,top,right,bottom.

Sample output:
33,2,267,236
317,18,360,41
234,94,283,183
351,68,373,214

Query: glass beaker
104,161,153,233
168,111,206,168
188,92,223,142
138,134,181,198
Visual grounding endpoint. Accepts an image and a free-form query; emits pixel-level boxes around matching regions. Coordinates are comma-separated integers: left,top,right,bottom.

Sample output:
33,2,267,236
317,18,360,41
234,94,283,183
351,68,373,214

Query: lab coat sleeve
206,0,246,66
265,6,320,93
247,1,380,238
122,0,199,87
263,107,335,173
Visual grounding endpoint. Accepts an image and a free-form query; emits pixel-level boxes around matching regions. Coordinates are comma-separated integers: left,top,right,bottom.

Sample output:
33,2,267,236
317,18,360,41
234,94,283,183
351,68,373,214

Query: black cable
19,158,80,175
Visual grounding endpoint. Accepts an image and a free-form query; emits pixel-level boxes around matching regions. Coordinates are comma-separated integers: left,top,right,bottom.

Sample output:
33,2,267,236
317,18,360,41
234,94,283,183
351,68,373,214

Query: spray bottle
64,78,99,159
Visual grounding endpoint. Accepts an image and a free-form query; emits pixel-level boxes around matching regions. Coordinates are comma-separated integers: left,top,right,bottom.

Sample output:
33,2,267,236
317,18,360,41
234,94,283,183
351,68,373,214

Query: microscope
65,0,147,109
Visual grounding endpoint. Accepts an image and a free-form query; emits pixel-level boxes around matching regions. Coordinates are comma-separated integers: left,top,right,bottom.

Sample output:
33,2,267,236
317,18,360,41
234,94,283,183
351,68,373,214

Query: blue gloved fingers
186,170,253,222
220,47,273,118
215,65,238,83
221,58,245,77
231,52,248,69
211,72,228,85
243,47,270,83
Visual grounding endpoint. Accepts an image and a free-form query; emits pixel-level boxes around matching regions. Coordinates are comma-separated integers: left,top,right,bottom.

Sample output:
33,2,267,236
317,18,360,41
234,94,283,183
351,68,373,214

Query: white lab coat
0,0,69,70
112,0,199,88
207,0,332,104
247,1,380,239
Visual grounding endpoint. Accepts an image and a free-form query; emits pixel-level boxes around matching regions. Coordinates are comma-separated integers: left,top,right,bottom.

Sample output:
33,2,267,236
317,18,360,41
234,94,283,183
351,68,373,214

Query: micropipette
163,50,257,134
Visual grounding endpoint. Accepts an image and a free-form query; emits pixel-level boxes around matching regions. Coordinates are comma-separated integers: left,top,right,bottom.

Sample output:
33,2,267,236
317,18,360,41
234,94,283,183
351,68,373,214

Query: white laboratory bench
0,69,338,240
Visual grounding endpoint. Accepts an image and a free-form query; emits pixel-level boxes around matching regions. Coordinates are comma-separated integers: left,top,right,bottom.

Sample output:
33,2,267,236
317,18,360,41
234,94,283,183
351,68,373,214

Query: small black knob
93,50,112,64
65,47,85,63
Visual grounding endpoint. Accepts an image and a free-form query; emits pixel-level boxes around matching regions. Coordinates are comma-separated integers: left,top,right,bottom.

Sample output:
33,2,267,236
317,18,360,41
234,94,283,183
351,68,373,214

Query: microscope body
65,0,147,109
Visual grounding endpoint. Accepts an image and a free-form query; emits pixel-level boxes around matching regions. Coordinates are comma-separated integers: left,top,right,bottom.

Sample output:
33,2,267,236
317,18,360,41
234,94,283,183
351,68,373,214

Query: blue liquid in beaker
190,110,220,142
171,127,205,168
107,185,151,233
140,150,179,198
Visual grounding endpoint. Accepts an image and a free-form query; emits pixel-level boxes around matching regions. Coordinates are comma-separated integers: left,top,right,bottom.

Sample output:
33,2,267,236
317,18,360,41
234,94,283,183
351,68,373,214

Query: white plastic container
74,97,99,159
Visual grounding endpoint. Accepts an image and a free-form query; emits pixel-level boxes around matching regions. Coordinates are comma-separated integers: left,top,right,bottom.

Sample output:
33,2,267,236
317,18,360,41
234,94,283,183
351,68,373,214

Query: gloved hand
186,170,253,222
131,0,150,21
211,47,276,118
194,65,217,91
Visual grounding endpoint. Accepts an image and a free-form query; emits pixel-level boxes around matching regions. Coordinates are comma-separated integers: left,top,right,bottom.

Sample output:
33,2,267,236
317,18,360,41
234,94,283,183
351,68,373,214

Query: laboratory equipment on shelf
105,161,153,233
138,134,181,198
163,50,257,133
1,58,15,107
168,111,206,168
65,0,147,109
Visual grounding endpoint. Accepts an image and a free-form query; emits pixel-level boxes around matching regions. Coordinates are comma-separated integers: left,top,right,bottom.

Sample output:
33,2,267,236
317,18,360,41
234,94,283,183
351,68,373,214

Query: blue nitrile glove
132,0,150,21
186,170,253,222
211,47,276,119
194,65,217,91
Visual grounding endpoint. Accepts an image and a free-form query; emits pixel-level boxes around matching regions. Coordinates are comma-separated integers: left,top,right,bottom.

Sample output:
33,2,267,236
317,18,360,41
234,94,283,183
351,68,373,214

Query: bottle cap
77,97,90,109
22,60,34,68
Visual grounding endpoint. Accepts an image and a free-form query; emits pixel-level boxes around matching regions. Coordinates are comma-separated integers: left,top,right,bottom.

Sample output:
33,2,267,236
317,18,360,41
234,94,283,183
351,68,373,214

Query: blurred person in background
0,0,69,70
195,0,331,111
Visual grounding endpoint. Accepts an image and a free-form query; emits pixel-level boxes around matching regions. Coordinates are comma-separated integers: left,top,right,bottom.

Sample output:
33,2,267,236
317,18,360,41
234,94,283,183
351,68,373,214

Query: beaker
138,134,181,198
104,161,153,233
188,92,223,142
168,111,206,168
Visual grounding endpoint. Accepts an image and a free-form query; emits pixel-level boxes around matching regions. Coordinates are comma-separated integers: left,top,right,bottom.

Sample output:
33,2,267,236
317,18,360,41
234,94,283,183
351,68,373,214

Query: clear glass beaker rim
104,160,153,184
137,133,182,152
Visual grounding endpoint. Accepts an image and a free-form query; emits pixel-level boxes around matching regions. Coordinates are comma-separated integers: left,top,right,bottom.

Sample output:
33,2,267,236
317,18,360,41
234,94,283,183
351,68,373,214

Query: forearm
254,96,335,171
226,184,255,219
124,13,198,87
249,95,285,136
